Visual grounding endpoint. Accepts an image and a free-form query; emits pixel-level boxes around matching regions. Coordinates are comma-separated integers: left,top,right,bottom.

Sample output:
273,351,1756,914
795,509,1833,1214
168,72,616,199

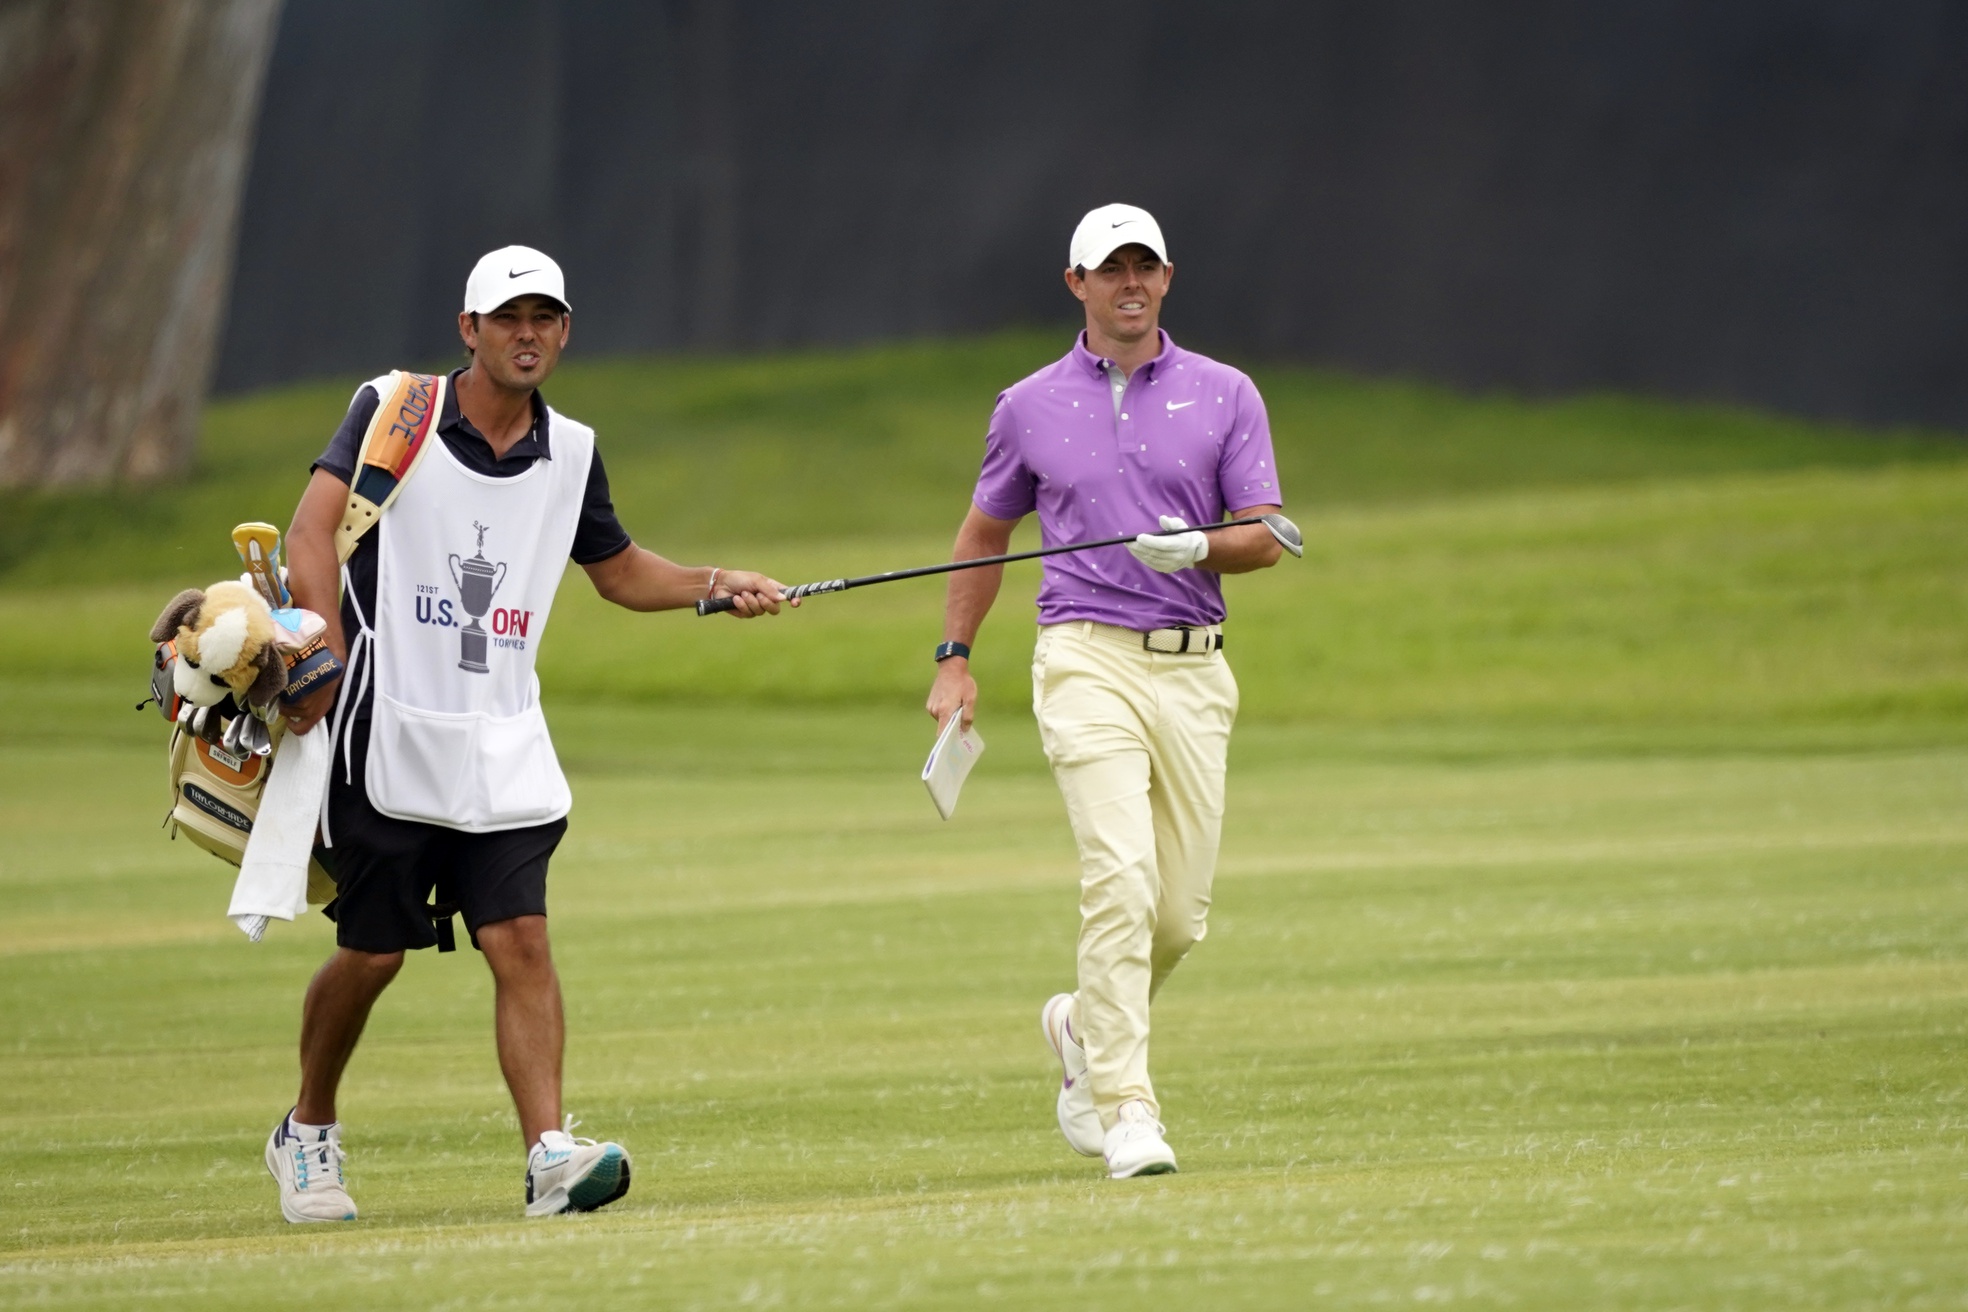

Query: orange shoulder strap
334,371,446,564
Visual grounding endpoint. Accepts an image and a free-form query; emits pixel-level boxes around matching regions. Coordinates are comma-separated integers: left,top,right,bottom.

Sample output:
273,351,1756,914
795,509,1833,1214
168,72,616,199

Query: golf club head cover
268,607,345,706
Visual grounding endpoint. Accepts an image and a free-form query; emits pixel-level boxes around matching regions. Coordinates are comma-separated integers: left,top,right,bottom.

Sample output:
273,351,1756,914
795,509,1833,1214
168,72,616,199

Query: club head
1259,512,1304,558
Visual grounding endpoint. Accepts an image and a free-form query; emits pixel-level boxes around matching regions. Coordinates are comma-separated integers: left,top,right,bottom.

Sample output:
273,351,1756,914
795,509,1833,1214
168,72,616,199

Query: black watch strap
934,641,971,663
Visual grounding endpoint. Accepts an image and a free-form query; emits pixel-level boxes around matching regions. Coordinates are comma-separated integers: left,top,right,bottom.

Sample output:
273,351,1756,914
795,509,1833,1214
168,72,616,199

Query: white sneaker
265,1111,356,1223
1040,993,1103,1156
525,1116,631,1217
1103,1099,1178,1179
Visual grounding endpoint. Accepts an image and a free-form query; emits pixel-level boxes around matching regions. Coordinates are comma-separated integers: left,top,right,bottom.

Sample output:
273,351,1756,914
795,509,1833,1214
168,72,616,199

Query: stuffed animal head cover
150,580,284,709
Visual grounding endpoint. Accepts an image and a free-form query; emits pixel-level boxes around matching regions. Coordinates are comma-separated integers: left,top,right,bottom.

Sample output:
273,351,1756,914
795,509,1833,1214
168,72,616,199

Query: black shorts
318,715,567,954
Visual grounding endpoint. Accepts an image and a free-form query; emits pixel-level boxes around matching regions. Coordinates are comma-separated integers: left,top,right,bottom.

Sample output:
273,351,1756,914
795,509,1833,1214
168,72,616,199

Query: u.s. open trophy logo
447,521,508,673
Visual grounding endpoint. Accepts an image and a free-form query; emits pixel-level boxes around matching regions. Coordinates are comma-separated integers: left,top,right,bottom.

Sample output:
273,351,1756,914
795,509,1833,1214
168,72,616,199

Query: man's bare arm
1200,504,1285,574
926,505,1020,729
282,469,353,734
583,544,788,617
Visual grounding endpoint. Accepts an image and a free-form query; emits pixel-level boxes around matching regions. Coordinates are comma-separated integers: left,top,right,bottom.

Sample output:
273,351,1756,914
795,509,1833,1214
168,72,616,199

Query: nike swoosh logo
1111,222,1130,228
1166,400,1196,411
508,268,540,278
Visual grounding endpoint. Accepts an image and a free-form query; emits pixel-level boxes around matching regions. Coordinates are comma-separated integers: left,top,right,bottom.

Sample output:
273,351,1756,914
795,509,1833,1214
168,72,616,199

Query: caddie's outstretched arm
926,505,1020,730
582,544,792,618
282,468,355,735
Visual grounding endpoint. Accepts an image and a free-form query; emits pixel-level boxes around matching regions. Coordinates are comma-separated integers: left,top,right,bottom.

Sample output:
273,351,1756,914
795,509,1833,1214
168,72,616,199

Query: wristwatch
933,641,971,663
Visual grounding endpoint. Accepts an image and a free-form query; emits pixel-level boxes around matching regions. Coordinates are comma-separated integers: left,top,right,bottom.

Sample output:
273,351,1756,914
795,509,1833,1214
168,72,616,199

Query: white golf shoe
1040,993,1103,1156
525,1116,631,1217
265,1111,356,1223
1103,1099,1178,1179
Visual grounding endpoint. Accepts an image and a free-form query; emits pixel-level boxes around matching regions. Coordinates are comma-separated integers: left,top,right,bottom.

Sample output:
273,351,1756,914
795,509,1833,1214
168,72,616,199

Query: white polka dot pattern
968,331,1281,628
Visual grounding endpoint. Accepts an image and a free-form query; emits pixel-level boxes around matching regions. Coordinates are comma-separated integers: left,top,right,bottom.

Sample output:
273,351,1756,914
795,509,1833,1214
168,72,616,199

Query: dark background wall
217,0,1968,429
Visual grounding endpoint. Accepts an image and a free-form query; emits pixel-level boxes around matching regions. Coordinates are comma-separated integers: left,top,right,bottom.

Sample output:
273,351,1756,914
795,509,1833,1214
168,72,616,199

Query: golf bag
148,370,446,913
152,640,337,905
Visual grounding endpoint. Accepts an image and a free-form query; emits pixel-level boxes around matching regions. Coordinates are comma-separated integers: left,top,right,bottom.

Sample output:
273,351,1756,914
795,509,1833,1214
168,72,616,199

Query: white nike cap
1069,203,1168,272
463,245,570,315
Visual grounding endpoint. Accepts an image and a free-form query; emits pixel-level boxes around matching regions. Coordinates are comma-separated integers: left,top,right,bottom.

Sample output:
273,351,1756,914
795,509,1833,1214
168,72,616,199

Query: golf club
697,512,1303,616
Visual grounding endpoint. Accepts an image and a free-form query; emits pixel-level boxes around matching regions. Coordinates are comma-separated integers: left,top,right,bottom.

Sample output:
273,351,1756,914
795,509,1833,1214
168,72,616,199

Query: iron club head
1259,512,1304,558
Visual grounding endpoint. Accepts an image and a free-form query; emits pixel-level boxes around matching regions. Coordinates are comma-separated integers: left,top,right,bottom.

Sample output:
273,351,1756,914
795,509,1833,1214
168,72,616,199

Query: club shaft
697,517,1266,615
841,516,1264,588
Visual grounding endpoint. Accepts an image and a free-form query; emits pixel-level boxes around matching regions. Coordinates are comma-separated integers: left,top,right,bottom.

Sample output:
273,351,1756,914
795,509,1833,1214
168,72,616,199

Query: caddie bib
363,403,592,831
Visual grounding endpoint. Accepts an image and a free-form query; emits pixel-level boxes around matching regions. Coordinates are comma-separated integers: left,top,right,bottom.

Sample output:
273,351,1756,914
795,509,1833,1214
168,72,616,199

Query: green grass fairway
3,711,1964,1308
1,338,1965,1307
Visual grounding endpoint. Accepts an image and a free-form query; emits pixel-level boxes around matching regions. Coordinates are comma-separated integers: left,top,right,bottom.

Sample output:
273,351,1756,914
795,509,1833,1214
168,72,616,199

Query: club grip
696,595,739,616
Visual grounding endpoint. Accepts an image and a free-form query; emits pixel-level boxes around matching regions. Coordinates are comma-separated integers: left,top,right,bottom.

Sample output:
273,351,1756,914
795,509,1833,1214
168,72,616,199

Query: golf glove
1128,516,1209,573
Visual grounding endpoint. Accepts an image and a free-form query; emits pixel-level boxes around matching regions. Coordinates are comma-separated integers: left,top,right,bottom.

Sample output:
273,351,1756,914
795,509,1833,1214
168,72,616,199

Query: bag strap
334,370,447,563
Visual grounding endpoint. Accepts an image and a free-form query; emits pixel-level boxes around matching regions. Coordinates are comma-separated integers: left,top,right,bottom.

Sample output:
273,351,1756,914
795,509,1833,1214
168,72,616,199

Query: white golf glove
1128,515,1209,573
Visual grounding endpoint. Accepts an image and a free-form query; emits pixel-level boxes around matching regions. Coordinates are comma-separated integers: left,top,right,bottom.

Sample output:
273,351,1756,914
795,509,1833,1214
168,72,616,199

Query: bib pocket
479,701,571,823
366,692,570,831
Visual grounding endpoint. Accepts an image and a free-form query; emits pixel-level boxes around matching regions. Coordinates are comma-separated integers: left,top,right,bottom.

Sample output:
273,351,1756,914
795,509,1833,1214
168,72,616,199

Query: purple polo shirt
972,330,1282,629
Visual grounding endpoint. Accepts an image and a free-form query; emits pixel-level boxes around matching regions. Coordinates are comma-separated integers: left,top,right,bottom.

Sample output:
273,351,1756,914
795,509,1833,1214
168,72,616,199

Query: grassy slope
1,336,1965,1308
0,330,1956,581
4,333,1966,743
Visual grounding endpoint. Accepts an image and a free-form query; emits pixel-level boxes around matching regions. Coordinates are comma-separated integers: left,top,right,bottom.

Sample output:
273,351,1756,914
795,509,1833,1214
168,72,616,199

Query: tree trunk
0,0,281,487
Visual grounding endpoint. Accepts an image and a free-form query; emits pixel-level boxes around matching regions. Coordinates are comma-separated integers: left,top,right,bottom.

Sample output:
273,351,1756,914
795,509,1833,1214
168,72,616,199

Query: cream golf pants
1032,621,1239,1128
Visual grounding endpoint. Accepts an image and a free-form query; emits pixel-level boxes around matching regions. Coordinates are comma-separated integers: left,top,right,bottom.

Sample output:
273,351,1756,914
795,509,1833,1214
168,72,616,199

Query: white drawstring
318,563,373,849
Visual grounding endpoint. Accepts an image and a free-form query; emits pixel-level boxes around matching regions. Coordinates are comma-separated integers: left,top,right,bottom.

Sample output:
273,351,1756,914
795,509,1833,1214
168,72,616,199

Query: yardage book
922,713,986,820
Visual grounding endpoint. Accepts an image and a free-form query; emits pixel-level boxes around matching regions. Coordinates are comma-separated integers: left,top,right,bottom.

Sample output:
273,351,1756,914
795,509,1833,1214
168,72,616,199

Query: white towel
228,723,334,940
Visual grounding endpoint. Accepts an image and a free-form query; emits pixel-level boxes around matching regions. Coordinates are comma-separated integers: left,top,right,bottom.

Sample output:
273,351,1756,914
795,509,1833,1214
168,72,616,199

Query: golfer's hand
927,658,977,730
1128,515,1210,573
714,569,794,617
283,679,339,735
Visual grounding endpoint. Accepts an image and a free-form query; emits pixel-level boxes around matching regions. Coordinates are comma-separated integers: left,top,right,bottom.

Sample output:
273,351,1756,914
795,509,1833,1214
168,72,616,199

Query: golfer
269,246,788,1222
925,205,1285,1177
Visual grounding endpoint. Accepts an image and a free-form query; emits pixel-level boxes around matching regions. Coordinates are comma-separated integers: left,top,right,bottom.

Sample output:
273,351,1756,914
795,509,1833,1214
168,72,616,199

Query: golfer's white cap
1069,203,1168,271
463,245,570,315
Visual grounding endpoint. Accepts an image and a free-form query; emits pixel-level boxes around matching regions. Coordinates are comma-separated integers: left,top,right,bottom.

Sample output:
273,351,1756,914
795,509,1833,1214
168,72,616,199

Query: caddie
269,245,789,1223
925,205,1285,1178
